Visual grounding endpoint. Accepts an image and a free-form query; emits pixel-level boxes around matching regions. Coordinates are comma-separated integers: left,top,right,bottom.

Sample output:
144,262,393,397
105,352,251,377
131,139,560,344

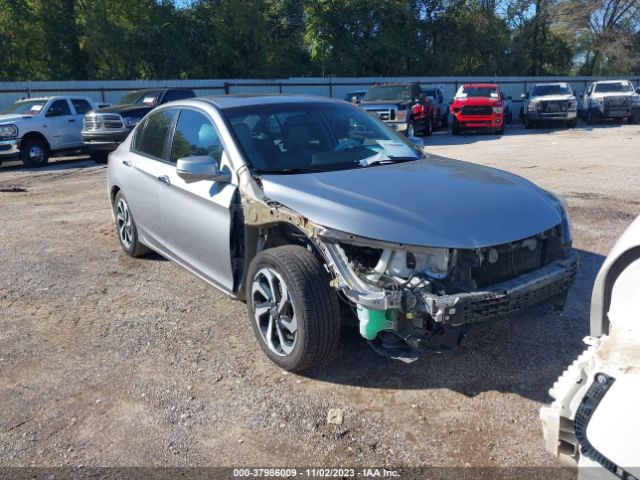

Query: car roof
16,95,91,103
195,94,343,110
534,82,569,87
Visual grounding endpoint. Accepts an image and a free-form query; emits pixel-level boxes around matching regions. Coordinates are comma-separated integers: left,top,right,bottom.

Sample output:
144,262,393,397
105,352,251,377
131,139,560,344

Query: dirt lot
1,123,639,471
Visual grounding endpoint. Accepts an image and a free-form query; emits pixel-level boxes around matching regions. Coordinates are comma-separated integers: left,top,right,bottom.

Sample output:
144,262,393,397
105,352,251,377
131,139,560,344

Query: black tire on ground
587,109,597,125
566,118,578,128
525,116,534,129
495,127,504,135
92,151,109,163
424,115,433,137
246,245,341,372
20,136,49,167
452,117,461,135
441,113,449,128
628,115,635,124
507,111,513,124
113,191,151,258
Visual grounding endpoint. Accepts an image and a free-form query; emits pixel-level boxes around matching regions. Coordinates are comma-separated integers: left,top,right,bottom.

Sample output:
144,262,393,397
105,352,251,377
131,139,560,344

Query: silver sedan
108,95,578,371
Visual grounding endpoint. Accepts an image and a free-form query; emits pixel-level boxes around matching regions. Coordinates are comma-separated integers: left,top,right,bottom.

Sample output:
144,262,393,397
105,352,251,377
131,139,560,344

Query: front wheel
20,137,49,167
587,109,597,125
92,151,109,163
628,115,635,124
525,116,534,129
246,245,341,372
566,118,578,128
451,117,461,135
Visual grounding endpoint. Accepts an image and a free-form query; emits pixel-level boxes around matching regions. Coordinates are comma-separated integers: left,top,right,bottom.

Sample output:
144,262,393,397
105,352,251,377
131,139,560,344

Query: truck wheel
92,151,109,164
246,245,341,372
424,116,433,137
441,113,449,128
587,110,597,125
20,137,49,167
452,118,461,135
525,116,534,129
566,118,578,128
113,191,151,258
628,115,635,124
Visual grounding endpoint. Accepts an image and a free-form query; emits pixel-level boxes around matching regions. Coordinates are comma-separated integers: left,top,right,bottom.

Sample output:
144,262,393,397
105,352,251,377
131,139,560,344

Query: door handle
122,159,131,167
158,175,171,186
68,119,76,123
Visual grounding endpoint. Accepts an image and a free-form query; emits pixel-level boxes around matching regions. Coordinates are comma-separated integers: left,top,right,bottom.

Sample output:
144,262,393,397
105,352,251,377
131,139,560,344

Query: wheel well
110,186,120,206
20,132,51,152
235,222,324,301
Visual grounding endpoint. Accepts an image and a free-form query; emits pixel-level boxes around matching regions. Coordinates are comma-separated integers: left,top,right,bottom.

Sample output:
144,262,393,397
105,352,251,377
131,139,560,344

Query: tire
507,111,513,124
441,113,449,128
525,116,534,129
92,151,109,163
424,115,433,137
246,245,341,372
587,109,597,125
566,118,578,128
495,127,504,135
451,117,461,135
20,136,49,167
113,191,151,258
628,115,635,124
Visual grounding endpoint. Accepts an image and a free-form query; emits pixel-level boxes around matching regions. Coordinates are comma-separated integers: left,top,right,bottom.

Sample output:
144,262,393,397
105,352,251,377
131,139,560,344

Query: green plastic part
356,304,394,340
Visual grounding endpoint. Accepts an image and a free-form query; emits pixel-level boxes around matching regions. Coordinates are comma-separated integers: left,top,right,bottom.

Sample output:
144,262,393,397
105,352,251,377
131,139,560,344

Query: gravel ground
1,122,639,471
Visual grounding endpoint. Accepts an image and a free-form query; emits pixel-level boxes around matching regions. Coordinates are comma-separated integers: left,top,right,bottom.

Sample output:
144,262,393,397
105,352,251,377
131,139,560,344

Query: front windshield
456,86,498,98
531,84,572,96
2,100,48,115
117,91,160,106
362,86,412,101
224,102,424,174
594,82,634,93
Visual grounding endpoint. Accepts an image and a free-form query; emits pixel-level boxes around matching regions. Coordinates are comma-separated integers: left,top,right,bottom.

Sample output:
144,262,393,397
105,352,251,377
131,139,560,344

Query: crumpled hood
531,94,575,102
260,156,563,249
0,114,33,124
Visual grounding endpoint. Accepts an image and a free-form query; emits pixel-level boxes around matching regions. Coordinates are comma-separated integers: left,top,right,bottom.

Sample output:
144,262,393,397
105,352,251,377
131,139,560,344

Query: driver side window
46,99,71,117
170,109,223,165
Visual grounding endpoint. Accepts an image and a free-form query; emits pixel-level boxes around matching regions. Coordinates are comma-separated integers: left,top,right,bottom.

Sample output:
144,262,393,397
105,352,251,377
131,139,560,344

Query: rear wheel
113,191,151,258
20,136,49,167
92,151,109,163
525,116,534,129
452,117,461,135
246,245,341,372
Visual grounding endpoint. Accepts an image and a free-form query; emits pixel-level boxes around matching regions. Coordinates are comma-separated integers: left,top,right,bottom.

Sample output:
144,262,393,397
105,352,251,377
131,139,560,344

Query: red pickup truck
450,83,505,135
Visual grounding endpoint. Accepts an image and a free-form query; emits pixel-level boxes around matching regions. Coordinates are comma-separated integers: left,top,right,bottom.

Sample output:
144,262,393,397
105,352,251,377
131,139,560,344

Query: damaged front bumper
317,233,578,327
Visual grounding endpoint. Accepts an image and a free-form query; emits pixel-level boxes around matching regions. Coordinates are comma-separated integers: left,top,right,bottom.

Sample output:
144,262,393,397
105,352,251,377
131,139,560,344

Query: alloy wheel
116,198,133,250
251,267,297,356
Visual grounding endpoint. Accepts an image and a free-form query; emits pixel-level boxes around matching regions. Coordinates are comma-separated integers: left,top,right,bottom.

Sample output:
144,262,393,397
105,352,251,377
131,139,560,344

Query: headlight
378,247,450,280
0,124,18,139
395,110,407,122
547,191,572,244
493,106,503,114
123,116,140,127
590,98,604,107
527,101,539,112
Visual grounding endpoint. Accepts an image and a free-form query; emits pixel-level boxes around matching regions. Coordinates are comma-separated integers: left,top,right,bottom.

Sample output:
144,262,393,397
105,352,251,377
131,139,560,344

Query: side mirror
176,155,230,183
636,87,640,94
408,136,424,148
521,92,529,99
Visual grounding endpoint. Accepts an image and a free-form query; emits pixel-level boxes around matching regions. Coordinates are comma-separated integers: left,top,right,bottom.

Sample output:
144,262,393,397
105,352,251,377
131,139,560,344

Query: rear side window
71,99,92,114
134,109,177,160
170,109,223,164
162,90,196,104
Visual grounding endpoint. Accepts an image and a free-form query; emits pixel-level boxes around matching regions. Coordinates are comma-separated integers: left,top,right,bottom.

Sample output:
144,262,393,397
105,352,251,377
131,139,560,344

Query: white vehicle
541,215,640,480
0,96,96,167
521,82,578,128
579,79,640,124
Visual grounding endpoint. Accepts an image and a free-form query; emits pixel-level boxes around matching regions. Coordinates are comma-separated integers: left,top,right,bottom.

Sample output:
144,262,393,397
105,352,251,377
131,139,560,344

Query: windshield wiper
361,156,420,167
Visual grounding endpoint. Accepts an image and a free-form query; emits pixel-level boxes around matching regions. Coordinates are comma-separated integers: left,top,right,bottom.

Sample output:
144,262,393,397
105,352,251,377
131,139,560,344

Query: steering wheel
333,139,361,151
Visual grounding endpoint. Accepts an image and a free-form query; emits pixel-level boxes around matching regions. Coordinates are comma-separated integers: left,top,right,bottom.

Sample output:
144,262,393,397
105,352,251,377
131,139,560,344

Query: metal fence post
224,82,230,95
329,77,333,98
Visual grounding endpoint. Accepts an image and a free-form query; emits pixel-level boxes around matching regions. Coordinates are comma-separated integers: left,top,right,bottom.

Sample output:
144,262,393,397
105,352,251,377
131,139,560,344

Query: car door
125,108,179,246
44,99,76,149
154,107,236,292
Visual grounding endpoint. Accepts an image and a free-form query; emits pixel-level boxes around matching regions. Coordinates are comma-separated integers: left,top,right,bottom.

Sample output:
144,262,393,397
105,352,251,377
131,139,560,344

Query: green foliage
0,0,637,81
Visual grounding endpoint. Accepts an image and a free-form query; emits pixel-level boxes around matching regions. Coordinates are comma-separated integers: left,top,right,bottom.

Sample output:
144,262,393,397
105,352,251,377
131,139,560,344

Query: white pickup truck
579,79,640,124
0,96,97,167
